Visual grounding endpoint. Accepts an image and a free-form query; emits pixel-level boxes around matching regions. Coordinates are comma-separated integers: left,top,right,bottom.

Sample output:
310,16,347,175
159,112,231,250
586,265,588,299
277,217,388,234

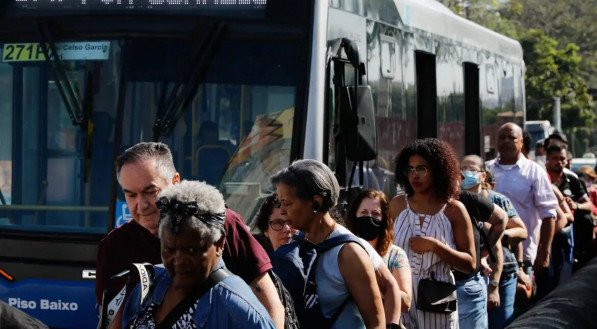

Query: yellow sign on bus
2,43,47,62
2,42,110,62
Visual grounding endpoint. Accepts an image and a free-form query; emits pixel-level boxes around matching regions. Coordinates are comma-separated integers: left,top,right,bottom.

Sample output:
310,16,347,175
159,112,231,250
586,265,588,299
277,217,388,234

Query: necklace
306,221,336,244
324,222,337,241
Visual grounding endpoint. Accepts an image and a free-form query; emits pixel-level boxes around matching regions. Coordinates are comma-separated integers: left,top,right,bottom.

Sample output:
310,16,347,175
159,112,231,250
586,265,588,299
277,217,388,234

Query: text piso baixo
8,297,78,311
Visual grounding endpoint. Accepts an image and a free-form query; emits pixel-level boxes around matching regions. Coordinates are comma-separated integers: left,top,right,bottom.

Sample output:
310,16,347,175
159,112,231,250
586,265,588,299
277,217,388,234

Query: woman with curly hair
346,189,412,313
389,138,475,329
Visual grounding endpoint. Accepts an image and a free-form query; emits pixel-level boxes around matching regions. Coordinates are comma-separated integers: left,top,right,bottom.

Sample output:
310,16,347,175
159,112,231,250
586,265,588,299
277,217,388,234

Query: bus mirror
339,85,377,161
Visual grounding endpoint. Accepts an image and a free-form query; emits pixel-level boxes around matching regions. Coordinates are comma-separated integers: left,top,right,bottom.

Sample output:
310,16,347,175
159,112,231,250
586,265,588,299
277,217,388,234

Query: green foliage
521,30,594,127
442,0,597,153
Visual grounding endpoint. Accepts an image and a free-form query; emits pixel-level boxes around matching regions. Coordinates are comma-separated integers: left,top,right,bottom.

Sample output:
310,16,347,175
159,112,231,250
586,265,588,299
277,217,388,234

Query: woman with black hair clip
389,138,475,329
120,180,276,329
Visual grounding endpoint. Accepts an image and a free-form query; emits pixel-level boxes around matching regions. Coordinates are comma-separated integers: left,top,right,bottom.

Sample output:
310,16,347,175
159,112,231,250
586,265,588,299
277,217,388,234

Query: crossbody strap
156,268,232,329
99,263,155,329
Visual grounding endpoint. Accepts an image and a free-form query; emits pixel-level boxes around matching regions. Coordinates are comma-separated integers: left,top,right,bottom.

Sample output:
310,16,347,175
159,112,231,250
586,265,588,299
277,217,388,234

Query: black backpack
269,270,300,329
270,233,363,329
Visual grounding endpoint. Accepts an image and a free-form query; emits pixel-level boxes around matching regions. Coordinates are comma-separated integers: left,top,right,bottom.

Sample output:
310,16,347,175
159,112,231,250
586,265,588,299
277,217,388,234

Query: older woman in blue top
121,180,276,329
271,159,402,329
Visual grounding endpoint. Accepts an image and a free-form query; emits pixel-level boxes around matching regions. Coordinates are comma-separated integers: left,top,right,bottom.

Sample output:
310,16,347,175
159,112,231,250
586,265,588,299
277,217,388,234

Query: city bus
0,0,525,327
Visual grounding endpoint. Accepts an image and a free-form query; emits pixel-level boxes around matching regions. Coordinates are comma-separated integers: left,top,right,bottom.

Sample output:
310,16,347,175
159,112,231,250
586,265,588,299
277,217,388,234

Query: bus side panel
0,237,97,328
0,277,96,329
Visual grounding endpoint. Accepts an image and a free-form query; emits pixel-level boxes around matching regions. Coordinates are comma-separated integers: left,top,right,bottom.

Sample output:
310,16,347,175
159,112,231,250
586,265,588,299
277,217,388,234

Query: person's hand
564,196,575,211
517,268,533,300
517,269,532,291
487,286,500,309
533,250,550,272
409,236,438,253
480,256,492,277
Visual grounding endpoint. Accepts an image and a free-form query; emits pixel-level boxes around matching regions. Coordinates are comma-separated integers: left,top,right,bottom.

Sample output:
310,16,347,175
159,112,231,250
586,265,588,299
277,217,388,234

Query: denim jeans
456,272,488,329
488,272,517,329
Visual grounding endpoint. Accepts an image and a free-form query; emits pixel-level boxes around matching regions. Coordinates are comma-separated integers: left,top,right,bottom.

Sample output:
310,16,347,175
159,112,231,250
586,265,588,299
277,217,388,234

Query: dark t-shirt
95,208,272,304
556,171,588,202
454,191,495,281
95,219,161,304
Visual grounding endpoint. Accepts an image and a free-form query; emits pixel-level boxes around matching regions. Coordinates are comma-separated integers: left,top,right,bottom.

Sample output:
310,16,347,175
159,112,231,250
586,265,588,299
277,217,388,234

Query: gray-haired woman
270,159,401,329
121,180,276,329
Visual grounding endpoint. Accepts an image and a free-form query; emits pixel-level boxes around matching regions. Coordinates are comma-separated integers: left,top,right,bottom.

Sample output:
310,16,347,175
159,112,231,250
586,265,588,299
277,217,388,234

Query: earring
216,250,223,257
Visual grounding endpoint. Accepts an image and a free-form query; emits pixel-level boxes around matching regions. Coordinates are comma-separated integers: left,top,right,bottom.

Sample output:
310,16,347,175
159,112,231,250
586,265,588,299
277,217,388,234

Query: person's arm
487,240,503,310
486,205,508,247
375,263,401,324
250,272,284,329
568,195,592,212
534,172,558,272
503,216,528,246
553,185,574,227
391,260,412,311
339,243,385,329
534,217,555,272
223,209,284,329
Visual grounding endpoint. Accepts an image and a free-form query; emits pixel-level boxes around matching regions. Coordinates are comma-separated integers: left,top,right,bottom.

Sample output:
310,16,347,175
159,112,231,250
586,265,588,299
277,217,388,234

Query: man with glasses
486,123,558,301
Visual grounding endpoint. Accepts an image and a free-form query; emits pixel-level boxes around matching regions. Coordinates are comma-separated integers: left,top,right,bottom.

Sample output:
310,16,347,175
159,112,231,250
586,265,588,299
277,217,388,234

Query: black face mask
352,216,385,241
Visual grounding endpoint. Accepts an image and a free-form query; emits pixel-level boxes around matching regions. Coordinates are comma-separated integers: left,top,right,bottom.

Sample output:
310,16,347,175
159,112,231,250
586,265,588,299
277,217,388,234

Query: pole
553,96,562,132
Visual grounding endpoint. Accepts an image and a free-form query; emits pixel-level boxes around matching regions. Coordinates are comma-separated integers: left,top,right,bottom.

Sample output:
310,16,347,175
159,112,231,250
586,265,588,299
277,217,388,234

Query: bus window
0,41,119,234
117,38,300,224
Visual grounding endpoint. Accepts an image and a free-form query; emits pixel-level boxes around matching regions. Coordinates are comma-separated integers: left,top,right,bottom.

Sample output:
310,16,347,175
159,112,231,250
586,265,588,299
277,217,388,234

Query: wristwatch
386,324,401,329
489,280,499,288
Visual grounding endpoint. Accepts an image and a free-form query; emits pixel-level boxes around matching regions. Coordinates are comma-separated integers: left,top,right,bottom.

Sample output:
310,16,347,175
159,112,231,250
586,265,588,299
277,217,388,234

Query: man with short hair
486,123,558,299
96,142,284,329
546,143,594,272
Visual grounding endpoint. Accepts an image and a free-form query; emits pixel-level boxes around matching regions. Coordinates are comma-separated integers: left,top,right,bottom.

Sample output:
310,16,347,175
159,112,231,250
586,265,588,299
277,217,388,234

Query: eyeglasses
404,165,428,178
269,219,292,231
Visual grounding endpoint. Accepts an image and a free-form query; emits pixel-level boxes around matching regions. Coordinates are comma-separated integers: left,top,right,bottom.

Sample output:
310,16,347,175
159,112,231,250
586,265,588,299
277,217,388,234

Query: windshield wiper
37,22,85,127
153,21,226,140
38,22,96,183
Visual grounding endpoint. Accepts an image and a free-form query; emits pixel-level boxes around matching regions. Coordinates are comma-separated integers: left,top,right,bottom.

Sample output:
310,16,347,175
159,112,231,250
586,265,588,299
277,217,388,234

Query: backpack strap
156,268,232,329
98,263,155,329
315,234,363,253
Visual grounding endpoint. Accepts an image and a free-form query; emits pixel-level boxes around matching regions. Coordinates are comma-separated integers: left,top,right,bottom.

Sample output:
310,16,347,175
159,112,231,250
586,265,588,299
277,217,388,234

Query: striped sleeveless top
393,197,459,329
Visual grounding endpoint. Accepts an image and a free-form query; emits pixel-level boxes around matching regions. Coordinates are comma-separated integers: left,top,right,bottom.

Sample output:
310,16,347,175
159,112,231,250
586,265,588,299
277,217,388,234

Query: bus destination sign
6,0,268,16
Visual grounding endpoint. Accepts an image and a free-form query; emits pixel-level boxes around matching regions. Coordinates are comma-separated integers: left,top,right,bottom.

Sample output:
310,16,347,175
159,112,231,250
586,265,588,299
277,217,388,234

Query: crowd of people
84,121,595,329
1,116,595,329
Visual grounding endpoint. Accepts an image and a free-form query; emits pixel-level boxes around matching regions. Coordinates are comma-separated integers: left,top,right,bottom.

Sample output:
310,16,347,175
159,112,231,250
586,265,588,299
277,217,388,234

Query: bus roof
393,0,523,63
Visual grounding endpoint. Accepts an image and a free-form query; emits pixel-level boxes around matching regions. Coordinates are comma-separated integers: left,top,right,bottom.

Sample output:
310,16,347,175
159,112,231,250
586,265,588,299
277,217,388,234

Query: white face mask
535,155,546,164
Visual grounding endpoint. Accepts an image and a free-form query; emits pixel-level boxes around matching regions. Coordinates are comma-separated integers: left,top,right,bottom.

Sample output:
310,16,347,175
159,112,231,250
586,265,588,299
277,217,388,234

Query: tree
441,0,597,155
521,29,595,155
512,0,597,88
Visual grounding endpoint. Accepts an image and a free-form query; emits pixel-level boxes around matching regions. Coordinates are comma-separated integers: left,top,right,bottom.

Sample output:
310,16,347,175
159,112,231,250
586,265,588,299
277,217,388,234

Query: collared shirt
487,154,557,263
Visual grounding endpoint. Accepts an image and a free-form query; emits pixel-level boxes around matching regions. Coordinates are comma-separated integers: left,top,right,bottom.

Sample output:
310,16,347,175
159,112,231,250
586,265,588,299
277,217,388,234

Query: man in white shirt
486,123,558,298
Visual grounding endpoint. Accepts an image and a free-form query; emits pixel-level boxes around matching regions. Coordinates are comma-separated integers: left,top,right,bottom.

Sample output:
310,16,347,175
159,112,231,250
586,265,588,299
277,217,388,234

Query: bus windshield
0,35,301,235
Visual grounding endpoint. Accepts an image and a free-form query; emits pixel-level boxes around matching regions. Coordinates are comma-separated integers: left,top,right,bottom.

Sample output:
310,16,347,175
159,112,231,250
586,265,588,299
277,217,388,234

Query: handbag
416,272,457,313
